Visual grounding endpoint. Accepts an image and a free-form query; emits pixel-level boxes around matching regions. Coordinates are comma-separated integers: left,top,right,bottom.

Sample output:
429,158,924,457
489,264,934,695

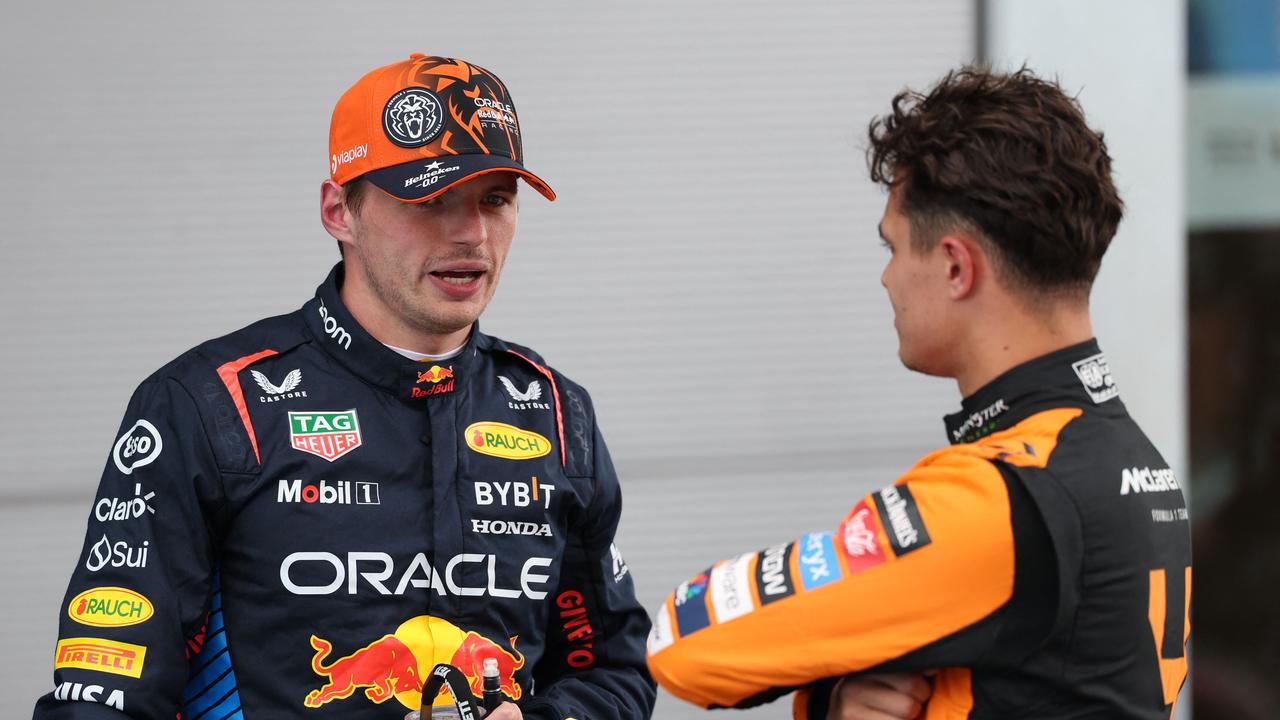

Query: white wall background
0,2,973,718
4,1,1193,717
985,2,1190,718
985,0,1188,491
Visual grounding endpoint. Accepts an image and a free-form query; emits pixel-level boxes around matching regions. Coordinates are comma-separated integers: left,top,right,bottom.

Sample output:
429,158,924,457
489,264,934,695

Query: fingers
480,701,523,720
868,672,933,704
830,673,930,720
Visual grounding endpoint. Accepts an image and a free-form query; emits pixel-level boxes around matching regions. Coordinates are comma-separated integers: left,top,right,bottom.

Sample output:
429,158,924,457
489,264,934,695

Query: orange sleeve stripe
215,349,278,465
648,452,1016,709
924,668,974,719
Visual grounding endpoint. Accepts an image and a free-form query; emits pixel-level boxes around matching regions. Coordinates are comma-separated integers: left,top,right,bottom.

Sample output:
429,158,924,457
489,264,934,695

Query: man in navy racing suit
33,53,656,720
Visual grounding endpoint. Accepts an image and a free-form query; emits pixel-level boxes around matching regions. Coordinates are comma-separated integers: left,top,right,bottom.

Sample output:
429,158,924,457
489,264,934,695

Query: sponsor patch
1072,352,1119,403
289,410,362,462
418,365,454,384
280,551,553,599
68,587,154,628
554,590,597,669
838,499,890,575
952,398,1010,443
302,615,525,710
709,553,756,624
672,570,712,637
383,87,445,148
873,484,932,557
112,420,163,475
754,542,796,605
499,375,551,410
474,477,555,509
411,365,456,399
53,681,125,711
610,543,630,583
331,143,368,173
251,368,307,403
465,422,551,460
317,301,351,350
55,638,147,678
95,482,155,523
798,532,843,591
647,603,675,654
1121,466,1181,495
470,519,552,537
277,479,380,505
86,535,149,572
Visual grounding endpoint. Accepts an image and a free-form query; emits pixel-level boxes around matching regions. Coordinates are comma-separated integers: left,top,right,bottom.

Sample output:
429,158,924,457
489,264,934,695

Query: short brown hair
334,177,371,257
343,176,370,218
868,66,1123,295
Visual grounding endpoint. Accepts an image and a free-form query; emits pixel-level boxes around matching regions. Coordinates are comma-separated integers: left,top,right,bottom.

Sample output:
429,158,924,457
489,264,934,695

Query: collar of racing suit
942,338,1123,445
301,262,494,401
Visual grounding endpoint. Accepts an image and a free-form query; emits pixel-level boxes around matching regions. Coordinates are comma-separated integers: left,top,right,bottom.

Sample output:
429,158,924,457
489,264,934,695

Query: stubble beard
352,240,488,338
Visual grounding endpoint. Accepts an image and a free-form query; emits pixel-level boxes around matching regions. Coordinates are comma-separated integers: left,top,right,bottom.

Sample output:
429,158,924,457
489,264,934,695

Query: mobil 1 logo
277,479,380,506
754,542,796,605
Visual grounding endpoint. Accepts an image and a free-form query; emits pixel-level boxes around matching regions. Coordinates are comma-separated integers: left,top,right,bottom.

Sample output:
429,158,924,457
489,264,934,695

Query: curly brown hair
868,66,1124,295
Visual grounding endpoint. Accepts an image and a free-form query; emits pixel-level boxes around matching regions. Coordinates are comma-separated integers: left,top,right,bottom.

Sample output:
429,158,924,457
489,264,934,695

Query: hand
826,672,933,720
481,701,523,719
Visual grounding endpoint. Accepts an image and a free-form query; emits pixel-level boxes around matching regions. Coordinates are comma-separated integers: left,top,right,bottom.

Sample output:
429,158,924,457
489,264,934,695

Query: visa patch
874,484,932,557
672,569,712,637
754,542,796,605
797,532,843,591
837,499,889,574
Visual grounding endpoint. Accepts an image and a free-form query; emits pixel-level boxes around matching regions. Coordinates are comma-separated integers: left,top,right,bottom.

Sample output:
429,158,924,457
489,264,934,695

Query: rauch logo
464,422,551,460
68,587,154,628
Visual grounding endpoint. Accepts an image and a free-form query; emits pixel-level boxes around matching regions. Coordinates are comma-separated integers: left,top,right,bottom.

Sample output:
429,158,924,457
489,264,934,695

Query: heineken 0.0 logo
288,410,362,462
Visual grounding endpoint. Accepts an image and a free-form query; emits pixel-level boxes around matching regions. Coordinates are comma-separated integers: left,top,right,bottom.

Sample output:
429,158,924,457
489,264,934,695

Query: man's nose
449,203,488,247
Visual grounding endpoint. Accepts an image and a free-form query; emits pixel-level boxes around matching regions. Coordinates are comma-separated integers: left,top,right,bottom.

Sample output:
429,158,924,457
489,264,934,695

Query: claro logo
317,301,352,350
464,422,551,460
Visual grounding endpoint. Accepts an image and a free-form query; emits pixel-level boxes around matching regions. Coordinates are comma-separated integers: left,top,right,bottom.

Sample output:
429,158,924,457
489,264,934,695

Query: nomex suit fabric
35,263,656,720
647,341,1191,718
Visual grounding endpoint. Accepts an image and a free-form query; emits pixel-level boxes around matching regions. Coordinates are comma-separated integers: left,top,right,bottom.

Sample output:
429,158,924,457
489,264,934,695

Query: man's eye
880,238,893,253
485,194,513,206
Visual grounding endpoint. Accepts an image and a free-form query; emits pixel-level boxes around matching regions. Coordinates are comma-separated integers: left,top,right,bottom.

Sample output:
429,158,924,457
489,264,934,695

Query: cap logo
383,88,444,148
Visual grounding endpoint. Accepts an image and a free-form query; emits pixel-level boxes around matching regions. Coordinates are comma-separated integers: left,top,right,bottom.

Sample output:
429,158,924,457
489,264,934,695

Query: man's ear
938,233,981,301
320,179,356,247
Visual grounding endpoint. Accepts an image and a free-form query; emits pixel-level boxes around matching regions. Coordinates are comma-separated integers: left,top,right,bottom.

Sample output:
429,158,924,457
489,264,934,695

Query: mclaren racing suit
647,341,1191,718
34,263,656,719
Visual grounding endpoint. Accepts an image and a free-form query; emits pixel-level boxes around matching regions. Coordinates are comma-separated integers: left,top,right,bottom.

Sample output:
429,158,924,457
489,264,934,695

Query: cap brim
364,154,556,203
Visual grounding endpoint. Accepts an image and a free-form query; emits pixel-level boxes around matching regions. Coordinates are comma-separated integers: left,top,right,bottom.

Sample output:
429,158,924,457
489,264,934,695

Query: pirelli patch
873,484,932,557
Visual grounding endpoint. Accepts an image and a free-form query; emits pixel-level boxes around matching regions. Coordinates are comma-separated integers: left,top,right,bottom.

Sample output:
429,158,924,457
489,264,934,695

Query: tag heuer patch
288,410,362,462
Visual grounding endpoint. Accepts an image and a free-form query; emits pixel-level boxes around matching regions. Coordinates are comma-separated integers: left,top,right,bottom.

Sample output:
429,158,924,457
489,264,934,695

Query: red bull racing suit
647,341,1191,718
34,263,656,719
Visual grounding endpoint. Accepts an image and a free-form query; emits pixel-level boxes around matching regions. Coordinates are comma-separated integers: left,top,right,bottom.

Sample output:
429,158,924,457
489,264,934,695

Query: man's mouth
431,270,485,286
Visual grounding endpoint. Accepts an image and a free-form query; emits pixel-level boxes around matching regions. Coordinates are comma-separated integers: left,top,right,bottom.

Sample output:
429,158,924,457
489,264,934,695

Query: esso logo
112,420,163,475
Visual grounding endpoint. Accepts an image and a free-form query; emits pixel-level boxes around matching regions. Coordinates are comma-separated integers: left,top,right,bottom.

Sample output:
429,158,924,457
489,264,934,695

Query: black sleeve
802,464,1061,719
33,377,223,719
522,407,657,720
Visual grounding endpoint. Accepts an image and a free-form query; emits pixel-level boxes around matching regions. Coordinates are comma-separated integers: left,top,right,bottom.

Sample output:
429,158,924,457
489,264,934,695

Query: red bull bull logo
417,365,454,384
304,616,524,711
304,634,420,707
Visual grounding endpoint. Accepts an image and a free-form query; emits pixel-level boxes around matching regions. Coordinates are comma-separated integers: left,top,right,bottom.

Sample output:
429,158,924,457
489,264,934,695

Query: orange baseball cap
329,53,555,203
